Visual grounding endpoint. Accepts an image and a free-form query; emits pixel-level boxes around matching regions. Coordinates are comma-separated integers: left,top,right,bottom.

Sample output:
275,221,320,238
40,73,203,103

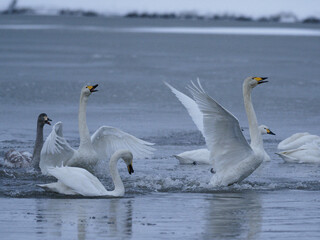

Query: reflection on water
204,192,262,239
1,191,320,239
33,198,133,239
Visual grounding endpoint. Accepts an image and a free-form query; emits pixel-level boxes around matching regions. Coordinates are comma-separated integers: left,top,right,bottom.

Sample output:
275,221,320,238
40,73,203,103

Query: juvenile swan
4,113,51,169
164,82,275,164
188,77,268,187
40,84,155,175
38,150,134,197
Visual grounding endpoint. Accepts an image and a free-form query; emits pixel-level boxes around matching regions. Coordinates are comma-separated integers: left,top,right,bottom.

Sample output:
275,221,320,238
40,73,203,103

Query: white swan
164,82,275,164
277,132,320,151
188,77,268,187
276,141,320,163
38,150,134,197
173,125,275,164
3,113,51,168
40,84,155,175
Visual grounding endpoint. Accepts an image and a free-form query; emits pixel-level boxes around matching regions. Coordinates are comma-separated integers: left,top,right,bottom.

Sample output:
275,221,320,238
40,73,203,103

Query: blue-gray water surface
0,16,320,239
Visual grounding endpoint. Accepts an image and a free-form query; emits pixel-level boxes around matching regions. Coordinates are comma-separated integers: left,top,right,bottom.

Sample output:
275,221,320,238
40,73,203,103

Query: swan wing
46,166,107,196
40,122,76,175
188,80,253,172
91,126,155,160
164,81,204,135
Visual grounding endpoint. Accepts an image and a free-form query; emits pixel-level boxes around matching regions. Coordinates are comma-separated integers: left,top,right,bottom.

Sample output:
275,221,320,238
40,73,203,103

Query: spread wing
164,81,204,135
188,80,253,172
91,126,155,160
40,122,76,175
47,166,106,196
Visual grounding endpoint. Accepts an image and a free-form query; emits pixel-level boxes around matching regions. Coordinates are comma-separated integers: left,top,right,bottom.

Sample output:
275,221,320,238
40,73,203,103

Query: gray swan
3,113,52,169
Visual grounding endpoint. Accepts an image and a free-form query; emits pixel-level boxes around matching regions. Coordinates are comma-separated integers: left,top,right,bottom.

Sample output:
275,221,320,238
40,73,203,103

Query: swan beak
267,128,276,135
254,77,268,84
127,164,134,175
44,116,52,125
87,84,98,92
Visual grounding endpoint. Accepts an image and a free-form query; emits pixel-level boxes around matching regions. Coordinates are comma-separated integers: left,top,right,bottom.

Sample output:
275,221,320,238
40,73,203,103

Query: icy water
1,16,320,239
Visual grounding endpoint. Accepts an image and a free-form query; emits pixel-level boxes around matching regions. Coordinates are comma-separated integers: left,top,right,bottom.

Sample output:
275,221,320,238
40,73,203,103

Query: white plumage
187,77,268,186
40,85,155,175
38,150,134,197
165,81,275,165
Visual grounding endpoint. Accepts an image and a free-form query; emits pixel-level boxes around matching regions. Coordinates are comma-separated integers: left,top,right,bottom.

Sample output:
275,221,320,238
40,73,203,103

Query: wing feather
164,81,204,135
188,80,253,172
40,122,75,175
91,126,155,160
47,166,106,196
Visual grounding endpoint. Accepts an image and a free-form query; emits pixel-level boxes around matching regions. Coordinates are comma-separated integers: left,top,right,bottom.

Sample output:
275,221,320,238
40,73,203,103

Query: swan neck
78,94,91,149
243,84,263,150
109,152,125,196
32,122,44,169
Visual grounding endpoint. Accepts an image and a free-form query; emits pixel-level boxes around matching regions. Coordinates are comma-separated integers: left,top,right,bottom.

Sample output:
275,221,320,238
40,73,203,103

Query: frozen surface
0,16,320,239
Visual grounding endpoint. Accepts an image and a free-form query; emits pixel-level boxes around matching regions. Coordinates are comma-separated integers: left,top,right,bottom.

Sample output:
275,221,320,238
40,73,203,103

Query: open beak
254,77,268,84
88,84,98,92
45,117,52,125
127,164,134,175
267,128,276,135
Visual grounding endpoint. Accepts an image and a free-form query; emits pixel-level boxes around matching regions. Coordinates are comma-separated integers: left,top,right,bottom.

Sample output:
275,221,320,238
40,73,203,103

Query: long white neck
78,93,92,149
108,151,126,196
243,83,263,151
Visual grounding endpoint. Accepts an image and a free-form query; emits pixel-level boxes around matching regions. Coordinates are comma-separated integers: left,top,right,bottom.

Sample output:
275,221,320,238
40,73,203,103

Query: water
1,15,320,239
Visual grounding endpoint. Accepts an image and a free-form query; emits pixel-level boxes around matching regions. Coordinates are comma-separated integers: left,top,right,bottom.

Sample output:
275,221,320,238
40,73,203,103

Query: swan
39,84,155,175
173,125,275,164
277,132,320,151
276,141,320,163
187,77,268,187
38,150,134,196
3,113,52,168
164,82,275,164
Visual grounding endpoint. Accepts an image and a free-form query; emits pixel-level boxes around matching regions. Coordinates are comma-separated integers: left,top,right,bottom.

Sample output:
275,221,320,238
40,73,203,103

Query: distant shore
1,8,319,24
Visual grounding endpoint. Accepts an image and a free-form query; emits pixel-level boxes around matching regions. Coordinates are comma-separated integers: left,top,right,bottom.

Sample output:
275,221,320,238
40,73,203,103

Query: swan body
276,141,320,163
40,85,155,175
3,113,51,168
174,148,210,165
188,77,268,187
277,132,320,151
165,82,275,164
38,150,134,197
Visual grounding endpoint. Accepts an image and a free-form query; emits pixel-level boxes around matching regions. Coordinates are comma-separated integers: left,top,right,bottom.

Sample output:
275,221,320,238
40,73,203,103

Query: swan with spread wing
164,82,275,164
188,77,269,187
39,84,155,175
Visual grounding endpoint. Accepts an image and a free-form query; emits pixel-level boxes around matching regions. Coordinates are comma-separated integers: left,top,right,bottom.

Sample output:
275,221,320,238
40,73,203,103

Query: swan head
38,113,52,126
81,84,98,97
245,77,268,88
259,125,275,135
121,151,134,175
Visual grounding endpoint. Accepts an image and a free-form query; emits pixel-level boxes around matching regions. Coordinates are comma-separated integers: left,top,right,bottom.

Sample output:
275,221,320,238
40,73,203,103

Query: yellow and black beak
44,116,52,125
254,77,268,84
87,84,98,92
266,128,276,135
127,164,134,175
